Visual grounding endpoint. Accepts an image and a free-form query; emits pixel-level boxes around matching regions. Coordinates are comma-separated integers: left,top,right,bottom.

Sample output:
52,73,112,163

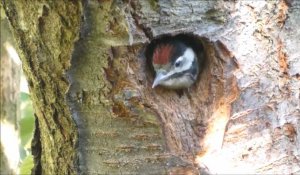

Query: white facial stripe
166,47,195,76
175,56,184,64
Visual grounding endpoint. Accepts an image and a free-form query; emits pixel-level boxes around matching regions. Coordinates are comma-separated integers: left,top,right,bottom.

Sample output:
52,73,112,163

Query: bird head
152,41,199,89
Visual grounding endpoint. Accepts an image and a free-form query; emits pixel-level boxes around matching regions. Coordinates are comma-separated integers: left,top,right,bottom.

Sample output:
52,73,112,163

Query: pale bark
2,0,300,174
1,9,20,174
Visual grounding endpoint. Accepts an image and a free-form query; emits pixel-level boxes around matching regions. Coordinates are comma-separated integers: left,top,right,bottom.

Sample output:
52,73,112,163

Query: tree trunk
2,0,300,174
2,1,81,174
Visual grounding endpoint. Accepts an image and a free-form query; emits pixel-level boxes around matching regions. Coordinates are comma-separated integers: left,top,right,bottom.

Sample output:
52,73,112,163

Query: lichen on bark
2,0,82,174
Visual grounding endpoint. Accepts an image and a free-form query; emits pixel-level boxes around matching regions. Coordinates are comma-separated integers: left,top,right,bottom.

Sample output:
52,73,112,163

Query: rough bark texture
2,0,300,174
69,0,300,174
2,1,82,174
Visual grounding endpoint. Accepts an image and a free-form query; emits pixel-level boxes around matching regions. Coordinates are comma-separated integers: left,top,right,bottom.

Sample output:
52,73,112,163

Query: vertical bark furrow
2,1,82,174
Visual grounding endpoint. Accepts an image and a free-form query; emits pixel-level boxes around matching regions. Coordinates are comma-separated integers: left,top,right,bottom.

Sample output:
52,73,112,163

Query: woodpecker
151,41,199,89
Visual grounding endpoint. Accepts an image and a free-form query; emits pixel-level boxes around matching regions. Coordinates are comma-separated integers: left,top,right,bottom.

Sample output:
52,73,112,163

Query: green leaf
20,92,30,102
19,155,33,175
20,94,34,120
19,92,34,147
19,115,34,147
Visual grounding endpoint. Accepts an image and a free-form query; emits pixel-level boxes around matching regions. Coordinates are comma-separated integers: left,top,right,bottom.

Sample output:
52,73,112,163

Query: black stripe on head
168,41,189,64
165,61,199,82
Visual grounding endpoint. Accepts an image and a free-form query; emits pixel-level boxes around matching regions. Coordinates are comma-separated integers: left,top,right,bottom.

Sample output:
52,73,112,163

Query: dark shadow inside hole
144,33,207,89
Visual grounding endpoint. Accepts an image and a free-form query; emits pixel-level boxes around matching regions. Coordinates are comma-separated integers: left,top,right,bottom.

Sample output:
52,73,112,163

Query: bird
151,40,199,89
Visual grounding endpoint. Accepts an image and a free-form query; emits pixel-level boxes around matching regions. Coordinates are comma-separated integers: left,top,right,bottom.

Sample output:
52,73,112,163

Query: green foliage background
19,89,34,174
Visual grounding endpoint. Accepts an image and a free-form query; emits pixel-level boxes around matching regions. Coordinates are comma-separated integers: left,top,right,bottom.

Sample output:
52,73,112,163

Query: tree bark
2,1,81,174
2,0,300,174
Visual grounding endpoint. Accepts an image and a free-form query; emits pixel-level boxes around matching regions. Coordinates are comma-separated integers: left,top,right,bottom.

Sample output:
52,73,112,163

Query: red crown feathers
152,44,174,65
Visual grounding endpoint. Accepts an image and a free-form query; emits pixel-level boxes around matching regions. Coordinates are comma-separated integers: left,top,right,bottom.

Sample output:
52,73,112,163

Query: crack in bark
31,114,42,175
277,0,289,28
128,1,153,40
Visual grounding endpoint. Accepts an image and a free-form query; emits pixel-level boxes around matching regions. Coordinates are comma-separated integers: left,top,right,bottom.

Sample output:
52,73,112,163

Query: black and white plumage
151,41,199,89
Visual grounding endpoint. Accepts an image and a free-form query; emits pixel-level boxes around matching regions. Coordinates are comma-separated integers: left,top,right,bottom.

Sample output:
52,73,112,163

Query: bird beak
152,72,167,88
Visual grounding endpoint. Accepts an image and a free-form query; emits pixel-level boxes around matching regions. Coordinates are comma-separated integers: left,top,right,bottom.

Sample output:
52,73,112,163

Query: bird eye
175,60,181,67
